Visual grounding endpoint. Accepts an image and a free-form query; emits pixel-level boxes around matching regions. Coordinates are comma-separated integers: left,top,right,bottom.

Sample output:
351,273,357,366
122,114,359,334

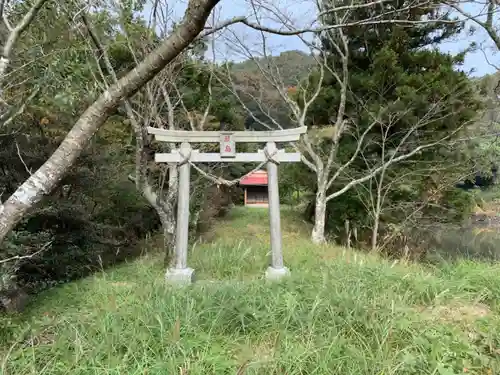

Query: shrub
0,229,54,291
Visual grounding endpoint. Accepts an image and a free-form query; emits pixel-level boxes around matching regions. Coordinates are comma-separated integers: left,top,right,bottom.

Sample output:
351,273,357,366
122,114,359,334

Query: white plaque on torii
147,126,307,284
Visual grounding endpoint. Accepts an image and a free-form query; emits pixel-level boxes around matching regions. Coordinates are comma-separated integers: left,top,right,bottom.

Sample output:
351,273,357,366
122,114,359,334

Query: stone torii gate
147,126,307,284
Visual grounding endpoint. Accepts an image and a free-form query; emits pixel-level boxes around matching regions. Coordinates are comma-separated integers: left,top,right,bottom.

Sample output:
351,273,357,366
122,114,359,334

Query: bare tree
0,0,467,247
354,114,472,251
442,0,500,186
79,11,176,258
0,0,48,82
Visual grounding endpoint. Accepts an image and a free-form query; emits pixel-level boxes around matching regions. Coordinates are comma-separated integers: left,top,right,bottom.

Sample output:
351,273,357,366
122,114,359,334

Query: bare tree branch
0,240,52,265
445,0,500,50
201,0,458,41
0,0,49,83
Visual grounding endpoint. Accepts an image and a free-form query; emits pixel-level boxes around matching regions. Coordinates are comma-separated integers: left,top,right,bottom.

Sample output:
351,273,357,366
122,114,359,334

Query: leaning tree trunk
0,0,220,244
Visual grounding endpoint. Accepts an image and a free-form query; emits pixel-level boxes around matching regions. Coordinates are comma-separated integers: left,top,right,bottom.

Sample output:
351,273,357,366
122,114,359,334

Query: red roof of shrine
240,170,268,186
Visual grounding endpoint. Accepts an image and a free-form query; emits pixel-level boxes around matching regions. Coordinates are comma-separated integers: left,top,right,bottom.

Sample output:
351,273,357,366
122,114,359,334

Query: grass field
2,207,500,374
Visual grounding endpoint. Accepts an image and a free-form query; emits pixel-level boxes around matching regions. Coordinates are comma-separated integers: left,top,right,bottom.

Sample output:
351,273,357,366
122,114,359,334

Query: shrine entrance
148,126,307,284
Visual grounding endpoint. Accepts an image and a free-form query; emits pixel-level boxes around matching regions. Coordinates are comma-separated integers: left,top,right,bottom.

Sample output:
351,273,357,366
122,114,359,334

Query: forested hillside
230,50,316,130
231,50,317,86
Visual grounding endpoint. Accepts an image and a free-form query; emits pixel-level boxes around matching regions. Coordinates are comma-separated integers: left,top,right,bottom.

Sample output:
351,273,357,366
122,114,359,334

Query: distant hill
229,50,317,129
231,50,317,87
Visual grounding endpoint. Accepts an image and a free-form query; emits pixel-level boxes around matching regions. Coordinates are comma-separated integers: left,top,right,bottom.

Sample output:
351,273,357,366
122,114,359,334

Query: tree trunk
0,0,220,244
371,215,380,251
162,164,178,263
370,193,382,251
371,169,385,251
158,210,174,266
139,175,177,259
311,190,327,244
165,165,178,226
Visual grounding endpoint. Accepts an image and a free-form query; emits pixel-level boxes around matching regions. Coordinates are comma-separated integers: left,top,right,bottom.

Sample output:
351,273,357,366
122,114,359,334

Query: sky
143,0,499,77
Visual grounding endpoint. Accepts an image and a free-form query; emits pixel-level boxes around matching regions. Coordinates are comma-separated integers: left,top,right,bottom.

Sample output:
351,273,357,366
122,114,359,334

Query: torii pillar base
265,266,290,281
165,267,195,285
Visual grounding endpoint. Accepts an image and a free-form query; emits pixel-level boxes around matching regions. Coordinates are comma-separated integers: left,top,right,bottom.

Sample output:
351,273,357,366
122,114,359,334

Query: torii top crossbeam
147,126,307,143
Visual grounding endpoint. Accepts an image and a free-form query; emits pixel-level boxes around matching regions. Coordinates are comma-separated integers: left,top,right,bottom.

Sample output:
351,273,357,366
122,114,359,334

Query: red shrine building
240,170,269,207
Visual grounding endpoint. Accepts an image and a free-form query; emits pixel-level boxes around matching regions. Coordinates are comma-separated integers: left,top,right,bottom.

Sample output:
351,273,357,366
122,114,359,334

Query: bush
0,230,54,291
192,184,238,235
304,181,478,257
0,188,161,296
436,187,477,222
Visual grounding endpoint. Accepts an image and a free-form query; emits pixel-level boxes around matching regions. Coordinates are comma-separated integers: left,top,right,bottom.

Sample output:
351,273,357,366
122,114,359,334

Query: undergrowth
1,207,500,374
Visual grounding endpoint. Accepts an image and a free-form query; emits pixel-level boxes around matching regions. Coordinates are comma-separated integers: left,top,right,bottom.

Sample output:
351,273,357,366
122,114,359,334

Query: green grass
2,207,500,374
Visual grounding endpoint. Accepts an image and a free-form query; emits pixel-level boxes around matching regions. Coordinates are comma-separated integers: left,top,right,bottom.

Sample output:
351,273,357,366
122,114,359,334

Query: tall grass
1,207,500,374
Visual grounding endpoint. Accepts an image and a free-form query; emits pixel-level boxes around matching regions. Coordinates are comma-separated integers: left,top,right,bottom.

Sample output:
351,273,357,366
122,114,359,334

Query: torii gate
147,126,307,284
